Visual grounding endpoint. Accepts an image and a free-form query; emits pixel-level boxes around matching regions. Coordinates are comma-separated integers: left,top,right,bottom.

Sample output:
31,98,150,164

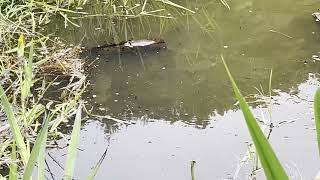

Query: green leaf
0,84,28,165
22,119,49,180
156,0,195,13
17,34,25,58
314,89,320,155
64,103,82,180
191,161,196,180
21,40,34,104
221,55,289,180
38,117,48,180
9,142,17,180
86,145,108,180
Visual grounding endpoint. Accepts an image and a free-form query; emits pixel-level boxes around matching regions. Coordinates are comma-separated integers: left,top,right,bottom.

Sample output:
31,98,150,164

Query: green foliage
22,119,49,180
64,103,83,180
221,55,289,180
191,160,196,180
314,89,320,155
0,84,29,165
9,142,17,180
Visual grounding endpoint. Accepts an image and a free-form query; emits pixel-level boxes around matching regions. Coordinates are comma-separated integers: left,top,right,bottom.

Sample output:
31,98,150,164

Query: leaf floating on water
219,0,230,10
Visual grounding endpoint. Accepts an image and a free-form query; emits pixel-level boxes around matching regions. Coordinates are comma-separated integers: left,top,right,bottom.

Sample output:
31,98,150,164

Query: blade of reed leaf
17,34,24,58
191,160,196,180
22,40,33,104
219,0,230,10
22,118,49,180
86,144,109,180
221,55,288,180
38,116,48,180
0,84,28,164
156,0,195,13
86,158,102,180
64,103,82,180
314,89,320,155
9,142,17,180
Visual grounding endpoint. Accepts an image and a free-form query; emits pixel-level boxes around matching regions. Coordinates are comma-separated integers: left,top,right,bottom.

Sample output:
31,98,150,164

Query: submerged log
89,39,167,56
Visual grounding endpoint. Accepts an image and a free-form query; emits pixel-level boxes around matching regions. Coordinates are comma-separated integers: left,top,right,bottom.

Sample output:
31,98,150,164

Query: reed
221,55,289,180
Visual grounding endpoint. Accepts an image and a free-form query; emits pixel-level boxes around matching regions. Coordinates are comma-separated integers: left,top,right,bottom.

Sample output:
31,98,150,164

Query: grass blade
219,0,230,10
17,34,24,58
0,84,28,165
314,89,320,155
22,118,49,180
9,142,17,180
156,0,195,13
191,160,196,180
221,55,289,180
21,40,34,104
38,117,48,180
64,103,82,180
86,144,109,180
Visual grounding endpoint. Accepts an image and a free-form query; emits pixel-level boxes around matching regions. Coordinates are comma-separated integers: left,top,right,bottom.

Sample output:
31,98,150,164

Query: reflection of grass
49,0,196,46
222,54,320,179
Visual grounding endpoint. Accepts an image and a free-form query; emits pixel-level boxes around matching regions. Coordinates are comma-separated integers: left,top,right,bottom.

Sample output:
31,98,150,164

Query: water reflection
54,0,320,127
47,75,320,180
45,0,320,179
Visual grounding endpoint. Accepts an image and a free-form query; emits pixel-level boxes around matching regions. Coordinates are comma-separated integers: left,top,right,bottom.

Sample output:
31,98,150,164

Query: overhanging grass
221,55,289,180
314,89,320,156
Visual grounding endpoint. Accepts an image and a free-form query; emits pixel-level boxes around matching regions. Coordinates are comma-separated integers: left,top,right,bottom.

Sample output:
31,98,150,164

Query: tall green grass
64,103,82,180
191,160,196,180
0,32,85,178
221,54,320,179
314,89,320,156
221,55,289,180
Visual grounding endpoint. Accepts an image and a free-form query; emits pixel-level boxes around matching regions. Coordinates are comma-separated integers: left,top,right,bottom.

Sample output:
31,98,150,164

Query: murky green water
48,0,320,179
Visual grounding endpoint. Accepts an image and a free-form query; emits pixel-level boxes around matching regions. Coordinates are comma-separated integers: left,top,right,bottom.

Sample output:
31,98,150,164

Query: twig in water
269,29,293,39
87,137,111,179
45,159,56,180
48,152,65,170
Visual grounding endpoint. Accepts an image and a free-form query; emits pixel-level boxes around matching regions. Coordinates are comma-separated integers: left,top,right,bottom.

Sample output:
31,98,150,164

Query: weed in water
221,54,289,180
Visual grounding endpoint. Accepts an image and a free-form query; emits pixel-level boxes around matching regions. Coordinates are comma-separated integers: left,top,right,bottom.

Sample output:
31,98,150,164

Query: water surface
48,0,320,179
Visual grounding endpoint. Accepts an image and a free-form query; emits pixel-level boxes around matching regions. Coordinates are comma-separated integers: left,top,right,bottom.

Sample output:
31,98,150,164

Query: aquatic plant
222,54,320,179
0,0,194,179
314,89,320,156
221,55,289,179
0,32,85,178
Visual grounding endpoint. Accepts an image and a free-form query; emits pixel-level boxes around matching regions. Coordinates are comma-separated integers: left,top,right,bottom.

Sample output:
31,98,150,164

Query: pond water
47,0,320,179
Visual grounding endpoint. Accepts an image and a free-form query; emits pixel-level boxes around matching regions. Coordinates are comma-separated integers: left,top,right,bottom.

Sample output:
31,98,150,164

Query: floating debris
313,12,320,21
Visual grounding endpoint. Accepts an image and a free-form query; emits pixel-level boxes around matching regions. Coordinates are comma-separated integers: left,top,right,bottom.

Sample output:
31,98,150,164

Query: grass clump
0,0,87,178
0,0,194,179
